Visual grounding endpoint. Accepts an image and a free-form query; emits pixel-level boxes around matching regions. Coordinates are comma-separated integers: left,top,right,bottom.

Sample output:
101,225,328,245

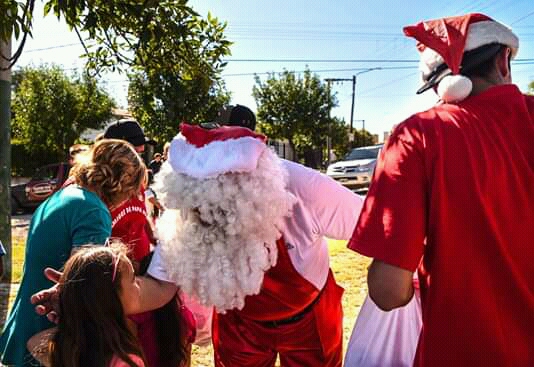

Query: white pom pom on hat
437,75,473,103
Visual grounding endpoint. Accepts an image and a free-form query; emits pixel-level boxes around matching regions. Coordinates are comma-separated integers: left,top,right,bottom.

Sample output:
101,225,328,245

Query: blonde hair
71,139,147,207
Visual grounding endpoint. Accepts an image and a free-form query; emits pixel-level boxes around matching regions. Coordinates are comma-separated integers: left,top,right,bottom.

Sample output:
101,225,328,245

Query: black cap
216,105,257,131
103,119,156,147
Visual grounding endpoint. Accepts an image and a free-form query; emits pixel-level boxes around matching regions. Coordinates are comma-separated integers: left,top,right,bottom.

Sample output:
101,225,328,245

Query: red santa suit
147,124,364,367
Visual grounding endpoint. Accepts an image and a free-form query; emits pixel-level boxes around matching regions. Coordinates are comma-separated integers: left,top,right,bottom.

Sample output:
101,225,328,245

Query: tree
11,64,115,168
129,72,230,144
253,69,337,165
127,13,232,144
1,1,230,73
529,80,534,95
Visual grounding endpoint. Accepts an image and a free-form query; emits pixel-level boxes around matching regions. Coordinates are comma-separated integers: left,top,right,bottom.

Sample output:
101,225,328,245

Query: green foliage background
254,68,376,167
11,64,115,174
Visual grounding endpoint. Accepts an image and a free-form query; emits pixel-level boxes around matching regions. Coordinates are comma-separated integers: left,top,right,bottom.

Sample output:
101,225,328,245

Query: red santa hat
168,123,268,179
404,13,519,103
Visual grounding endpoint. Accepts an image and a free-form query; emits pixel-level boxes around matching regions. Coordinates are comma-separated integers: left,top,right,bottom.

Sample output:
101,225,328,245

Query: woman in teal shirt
0,139,146,367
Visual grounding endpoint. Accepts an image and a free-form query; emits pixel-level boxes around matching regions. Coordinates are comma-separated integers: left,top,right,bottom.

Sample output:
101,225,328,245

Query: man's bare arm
133,275,178,314
33,269,179,320
367,259,414,311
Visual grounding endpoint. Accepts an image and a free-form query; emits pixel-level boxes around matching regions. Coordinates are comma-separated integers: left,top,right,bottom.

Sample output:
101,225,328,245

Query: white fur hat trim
420,20,519,76
168,134,267,179
437,74,473,103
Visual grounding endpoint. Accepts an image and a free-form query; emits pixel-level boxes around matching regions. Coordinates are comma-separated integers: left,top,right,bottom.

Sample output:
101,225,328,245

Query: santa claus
147,109,363,367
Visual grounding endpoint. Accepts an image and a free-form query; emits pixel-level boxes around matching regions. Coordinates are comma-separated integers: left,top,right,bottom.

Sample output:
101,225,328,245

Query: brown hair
139,253,189,367
49,245,144,367
462,44,511,79
70,139,147,207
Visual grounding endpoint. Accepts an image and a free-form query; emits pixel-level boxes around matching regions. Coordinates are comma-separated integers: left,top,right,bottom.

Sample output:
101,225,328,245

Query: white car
326,144,383,190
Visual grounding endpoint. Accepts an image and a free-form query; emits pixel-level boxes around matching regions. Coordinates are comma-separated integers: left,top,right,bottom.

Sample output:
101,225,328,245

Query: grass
4,237,371,367
10,237,25,283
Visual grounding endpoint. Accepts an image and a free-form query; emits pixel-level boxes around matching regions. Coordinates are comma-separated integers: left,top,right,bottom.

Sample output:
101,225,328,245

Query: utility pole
350,75,356,133
354,119,366,131
325,76,354,127
350,68,381,133
0,39,11,283
325,80,333,167
324,77,354,167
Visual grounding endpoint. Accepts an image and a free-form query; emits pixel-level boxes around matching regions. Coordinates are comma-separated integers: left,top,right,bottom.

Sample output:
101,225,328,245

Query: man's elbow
367,259,414,311
368,285,413,311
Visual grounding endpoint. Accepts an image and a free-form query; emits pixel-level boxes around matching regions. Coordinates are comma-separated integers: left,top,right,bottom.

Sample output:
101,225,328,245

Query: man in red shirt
348,13,534,367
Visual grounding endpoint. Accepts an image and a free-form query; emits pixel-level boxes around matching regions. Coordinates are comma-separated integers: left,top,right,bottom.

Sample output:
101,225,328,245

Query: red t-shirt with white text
348,84,534,366
111,193,151,261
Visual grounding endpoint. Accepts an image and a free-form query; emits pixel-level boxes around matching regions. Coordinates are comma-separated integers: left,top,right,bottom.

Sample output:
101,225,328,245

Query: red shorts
212,287,343,367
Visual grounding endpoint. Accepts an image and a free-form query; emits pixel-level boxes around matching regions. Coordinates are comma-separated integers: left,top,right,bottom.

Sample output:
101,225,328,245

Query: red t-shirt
348,84,534,367
111,193,151,262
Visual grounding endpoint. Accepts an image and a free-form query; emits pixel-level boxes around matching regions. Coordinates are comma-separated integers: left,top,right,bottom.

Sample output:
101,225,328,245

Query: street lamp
324,68,380,165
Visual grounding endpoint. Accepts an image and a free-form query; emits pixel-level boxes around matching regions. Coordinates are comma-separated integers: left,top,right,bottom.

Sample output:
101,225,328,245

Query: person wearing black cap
346,13,534,367
216,104,257,131
104,119,157,153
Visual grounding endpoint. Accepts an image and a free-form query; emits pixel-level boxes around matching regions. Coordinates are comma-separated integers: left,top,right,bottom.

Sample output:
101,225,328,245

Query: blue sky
14,0,534,139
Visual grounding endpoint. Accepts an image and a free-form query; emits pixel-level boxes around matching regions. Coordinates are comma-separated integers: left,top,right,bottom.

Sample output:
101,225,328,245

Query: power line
223,58,419,63
358,71,419,96
24,43,85,53
223,66,419,78
511,10,534,26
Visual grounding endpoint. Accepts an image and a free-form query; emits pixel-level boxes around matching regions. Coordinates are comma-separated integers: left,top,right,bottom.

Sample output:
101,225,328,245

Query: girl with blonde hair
0,140,146,367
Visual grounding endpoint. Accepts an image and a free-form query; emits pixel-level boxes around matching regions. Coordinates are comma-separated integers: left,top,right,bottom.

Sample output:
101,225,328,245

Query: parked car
11,163,70,214
326,144,383,190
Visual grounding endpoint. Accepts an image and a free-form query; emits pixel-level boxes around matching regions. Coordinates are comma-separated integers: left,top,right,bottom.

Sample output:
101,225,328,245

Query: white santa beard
154,148,296,312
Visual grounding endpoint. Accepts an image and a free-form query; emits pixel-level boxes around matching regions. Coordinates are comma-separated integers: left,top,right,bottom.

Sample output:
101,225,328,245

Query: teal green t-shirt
0,185,111,366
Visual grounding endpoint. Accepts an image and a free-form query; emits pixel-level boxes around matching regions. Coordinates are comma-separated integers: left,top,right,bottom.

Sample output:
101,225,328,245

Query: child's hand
31,268,62,323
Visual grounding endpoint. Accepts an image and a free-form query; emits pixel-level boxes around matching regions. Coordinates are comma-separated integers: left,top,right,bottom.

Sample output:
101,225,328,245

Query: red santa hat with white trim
404,13,519,103
167,123,268,179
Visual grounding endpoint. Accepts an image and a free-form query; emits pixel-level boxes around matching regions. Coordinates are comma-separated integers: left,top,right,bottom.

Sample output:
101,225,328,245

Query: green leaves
1,0,232,73
11,64,115,163
0,1,32,41
122,4,232,144
2,0,232,150
253,68,337,164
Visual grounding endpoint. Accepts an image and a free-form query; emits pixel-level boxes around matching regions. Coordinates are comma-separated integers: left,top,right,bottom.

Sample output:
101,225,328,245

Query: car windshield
343,146,381,161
